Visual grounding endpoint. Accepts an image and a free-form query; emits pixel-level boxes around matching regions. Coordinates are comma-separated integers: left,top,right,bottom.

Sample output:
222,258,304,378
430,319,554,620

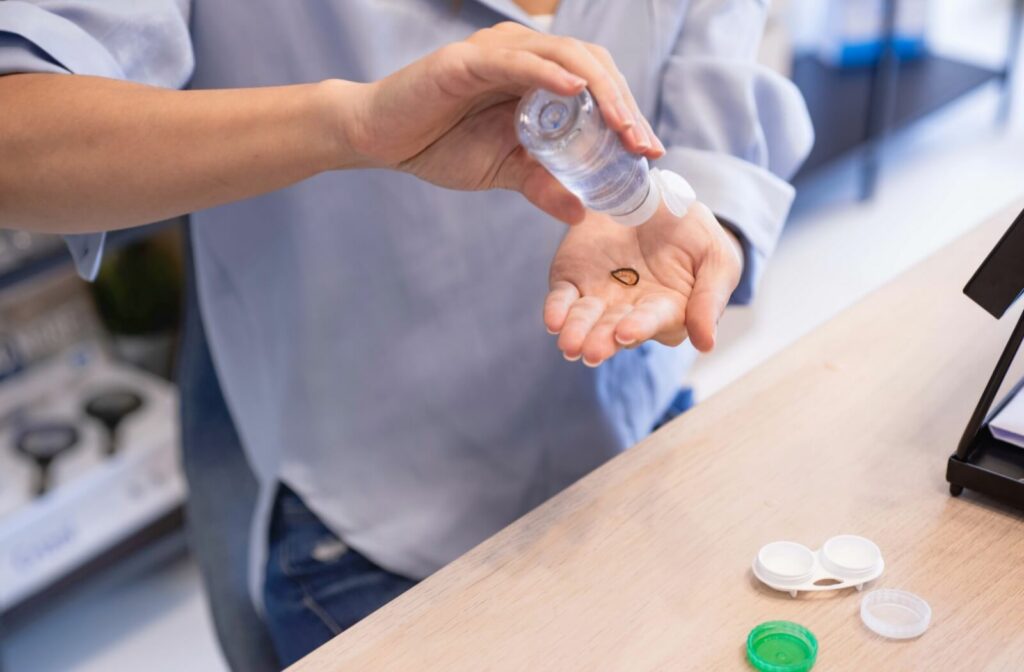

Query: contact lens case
752,535,884,598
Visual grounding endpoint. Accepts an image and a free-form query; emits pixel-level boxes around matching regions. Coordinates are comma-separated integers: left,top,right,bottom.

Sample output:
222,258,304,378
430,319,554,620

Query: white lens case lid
861,589,931,639
752,534,884,598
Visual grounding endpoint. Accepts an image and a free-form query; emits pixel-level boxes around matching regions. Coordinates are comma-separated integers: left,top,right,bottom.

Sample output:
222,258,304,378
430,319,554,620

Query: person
0,0,812,667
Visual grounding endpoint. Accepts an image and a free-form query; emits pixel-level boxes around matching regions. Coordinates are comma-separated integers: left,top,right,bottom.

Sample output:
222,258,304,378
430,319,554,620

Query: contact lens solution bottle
515,88,695,225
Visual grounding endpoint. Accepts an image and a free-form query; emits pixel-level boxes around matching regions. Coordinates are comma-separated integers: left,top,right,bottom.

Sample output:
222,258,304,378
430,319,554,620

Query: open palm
544,202,743,366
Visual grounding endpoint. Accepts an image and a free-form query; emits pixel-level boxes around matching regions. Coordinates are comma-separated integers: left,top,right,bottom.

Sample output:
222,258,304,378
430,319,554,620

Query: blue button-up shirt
0,0,812,601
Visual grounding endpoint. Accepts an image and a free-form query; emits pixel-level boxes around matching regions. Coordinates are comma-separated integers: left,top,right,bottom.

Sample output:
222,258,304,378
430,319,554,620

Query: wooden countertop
292,199,1024,671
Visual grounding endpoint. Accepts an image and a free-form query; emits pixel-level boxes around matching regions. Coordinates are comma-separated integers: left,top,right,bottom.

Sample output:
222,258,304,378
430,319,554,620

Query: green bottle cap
746,621,818,672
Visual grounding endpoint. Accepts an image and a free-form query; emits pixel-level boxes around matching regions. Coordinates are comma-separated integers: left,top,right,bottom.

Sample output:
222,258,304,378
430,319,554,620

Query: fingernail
546,326,559,335
563,352,581,362
646,129,663,154
641,125,656,148
614,99,634,128
582,356,601,368
565,74,587,89
630,128,649,150
614,334,635,346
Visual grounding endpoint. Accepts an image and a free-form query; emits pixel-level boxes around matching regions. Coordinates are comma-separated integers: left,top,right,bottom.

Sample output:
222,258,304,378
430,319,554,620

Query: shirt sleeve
0,1,195,280
653,0,814,304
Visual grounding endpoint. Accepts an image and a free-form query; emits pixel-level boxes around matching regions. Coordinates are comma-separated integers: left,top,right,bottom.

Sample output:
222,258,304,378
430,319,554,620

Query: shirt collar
470,0,558,31
471,0,529,22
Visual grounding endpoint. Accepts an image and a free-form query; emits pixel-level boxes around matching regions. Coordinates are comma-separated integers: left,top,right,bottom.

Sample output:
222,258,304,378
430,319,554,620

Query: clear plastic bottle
516,88,657,224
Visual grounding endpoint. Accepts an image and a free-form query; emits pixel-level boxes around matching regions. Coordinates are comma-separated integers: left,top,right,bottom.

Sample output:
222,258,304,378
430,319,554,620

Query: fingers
580,304,633,367
637,115,664,159
613,296,687,348
463,45,586,97
685,260,739,353
543,281,580,334
553,296,685,366
512,159,586,224
518,36,635,134
557,297,605,362
581,44,665,159
467,24,653,153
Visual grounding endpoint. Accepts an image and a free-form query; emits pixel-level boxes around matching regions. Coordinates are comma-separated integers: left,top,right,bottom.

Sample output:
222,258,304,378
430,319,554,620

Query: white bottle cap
860,589,932,639
610,168,697,226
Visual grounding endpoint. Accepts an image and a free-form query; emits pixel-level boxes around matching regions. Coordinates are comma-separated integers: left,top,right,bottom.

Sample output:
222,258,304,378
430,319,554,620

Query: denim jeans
178,230,281,672
652,387,695,431
262,485,417,667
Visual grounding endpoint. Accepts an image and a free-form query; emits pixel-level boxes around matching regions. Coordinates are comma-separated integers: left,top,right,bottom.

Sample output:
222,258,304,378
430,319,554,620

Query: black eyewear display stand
947,205,1024,509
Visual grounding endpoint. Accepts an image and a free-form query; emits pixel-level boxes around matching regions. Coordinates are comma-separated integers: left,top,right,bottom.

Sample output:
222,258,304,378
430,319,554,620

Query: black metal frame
947,309,1024,502
860,0,900,199
859,0,1024,199
947,205,1024,508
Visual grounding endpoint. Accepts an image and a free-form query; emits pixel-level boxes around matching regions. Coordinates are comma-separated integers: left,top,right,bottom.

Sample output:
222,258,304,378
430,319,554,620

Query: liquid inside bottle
515,88,652,220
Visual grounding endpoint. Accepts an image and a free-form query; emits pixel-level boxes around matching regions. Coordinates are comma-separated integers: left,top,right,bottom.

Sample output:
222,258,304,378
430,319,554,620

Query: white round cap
860,589,931,639
610,171,662,226
654,168,696,217
610,168,696,226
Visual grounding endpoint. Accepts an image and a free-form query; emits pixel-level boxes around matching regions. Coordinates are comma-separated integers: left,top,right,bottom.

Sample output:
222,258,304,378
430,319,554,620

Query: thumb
497,152,585,224
684,255,739,353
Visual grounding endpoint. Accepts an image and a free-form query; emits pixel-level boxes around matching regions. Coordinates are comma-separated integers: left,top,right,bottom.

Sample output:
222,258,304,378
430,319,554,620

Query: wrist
717,217,746,271
312,78,376,172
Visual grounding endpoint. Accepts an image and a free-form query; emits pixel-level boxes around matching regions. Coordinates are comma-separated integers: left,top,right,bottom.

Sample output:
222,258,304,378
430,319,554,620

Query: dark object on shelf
89,232,183,377
15,422,80,496
84,388,145,456
947,205,1024,509
792,0,1024,200
91,238,181,336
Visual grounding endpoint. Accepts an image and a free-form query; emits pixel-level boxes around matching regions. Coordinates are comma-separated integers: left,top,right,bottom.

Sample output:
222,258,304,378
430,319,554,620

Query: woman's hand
544,202,743,366
336,22,664,224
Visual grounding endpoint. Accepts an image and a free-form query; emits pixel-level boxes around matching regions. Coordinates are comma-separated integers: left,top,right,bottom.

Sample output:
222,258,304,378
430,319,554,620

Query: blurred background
1,0,1022,669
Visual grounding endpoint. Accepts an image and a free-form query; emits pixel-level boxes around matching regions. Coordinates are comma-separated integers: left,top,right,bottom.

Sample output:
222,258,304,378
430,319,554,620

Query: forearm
0,74,366,234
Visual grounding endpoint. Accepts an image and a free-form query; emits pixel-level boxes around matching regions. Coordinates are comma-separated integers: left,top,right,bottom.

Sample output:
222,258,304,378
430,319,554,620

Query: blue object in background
834,35,926,68
817,0,929,68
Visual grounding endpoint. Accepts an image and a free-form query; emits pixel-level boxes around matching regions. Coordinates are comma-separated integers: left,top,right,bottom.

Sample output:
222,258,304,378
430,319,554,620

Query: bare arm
0,73,361,234
0,23,665,235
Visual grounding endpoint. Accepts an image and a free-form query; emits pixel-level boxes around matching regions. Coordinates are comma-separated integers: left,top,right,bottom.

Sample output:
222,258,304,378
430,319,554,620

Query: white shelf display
0,271,184,612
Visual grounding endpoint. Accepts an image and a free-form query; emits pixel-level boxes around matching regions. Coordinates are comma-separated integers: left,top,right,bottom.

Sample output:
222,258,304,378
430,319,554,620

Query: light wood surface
292,199,1024,671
